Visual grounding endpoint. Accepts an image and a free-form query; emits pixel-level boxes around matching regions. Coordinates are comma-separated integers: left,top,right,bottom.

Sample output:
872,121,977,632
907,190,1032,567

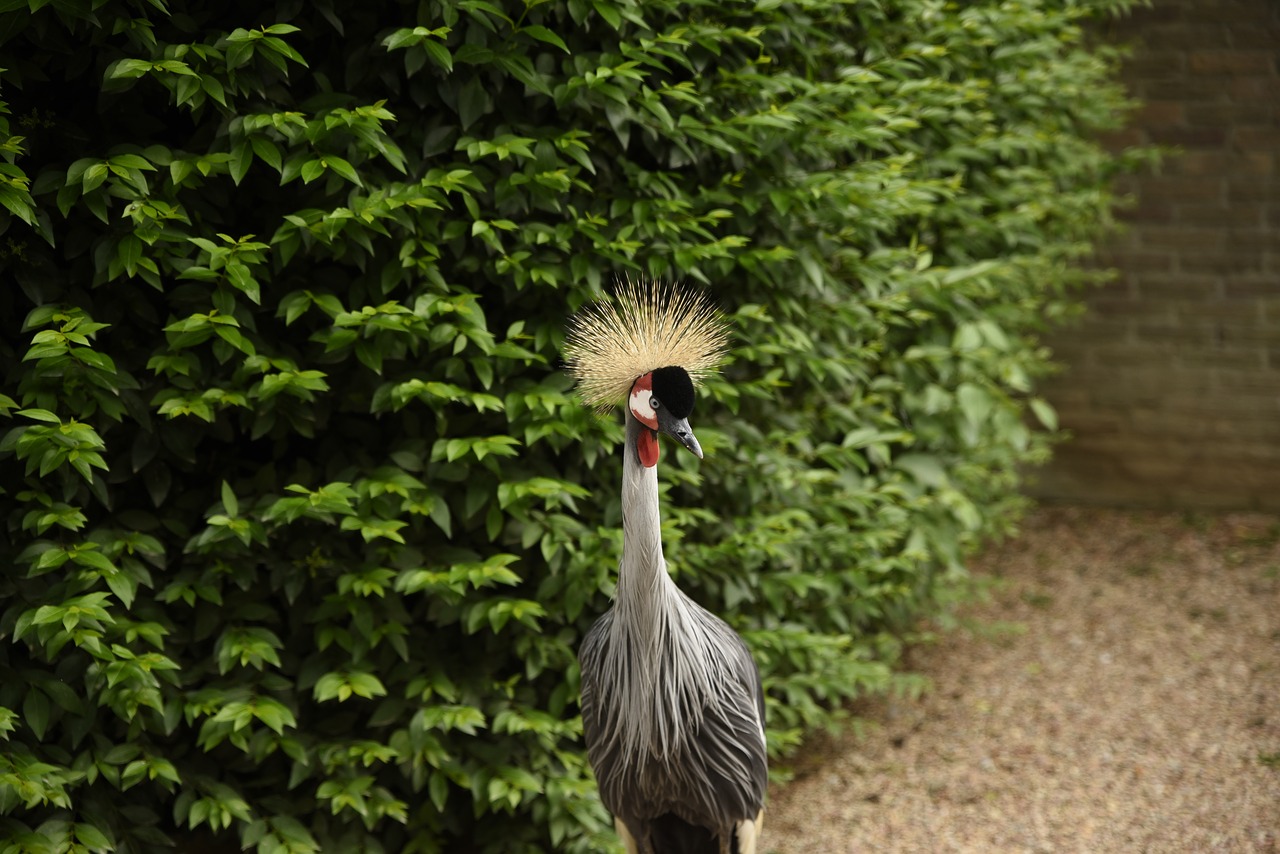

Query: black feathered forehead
650,366,696,419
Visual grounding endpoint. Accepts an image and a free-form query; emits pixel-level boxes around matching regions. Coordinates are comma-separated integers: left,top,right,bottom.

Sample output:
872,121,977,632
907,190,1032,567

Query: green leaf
23,689,50,740
323,155,362,186
895,453,948,488
221,481,239,516
74,822,113,851
456,77,489,130
1030,398,1059,431
956,383,993,427
18,409,60,424
300,159,326,183
519,25,569,53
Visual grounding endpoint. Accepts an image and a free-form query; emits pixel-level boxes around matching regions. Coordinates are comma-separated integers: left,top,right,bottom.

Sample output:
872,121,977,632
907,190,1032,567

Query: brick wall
1028,0,1280,510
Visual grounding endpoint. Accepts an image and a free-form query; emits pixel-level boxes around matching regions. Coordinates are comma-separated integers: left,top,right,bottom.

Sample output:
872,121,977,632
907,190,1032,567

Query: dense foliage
0,0,1139,850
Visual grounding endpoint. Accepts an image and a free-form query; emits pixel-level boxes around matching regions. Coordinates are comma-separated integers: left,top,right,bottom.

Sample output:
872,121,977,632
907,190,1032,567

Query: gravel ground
764,506,1280,853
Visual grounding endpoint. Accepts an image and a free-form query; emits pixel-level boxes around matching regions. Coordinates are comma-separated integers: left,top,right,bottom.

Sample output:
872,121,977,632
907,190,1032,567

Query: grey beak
660,415,703,459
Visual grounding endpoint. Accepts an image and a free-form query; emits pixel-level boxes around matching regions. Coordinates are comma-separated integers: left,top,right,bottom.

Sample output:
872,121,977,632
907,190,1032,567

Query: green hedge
0,0,1138,851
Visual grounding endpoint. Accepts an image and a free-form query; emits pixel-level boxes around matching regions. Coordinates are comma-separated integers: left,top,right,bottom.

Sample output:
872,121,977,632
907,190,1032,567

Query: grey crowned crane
564,282,768,854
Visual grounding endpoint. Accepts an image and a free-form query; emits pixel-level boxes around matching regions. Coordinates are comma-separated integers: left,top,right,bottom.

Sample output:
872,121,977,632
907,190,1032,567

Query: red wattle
637,430,660,468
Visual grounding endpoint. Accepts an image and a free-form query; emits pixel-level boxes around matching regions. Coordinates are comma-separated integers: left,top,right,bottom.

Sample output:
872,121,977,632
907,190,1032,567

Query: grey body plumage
578,411,768,853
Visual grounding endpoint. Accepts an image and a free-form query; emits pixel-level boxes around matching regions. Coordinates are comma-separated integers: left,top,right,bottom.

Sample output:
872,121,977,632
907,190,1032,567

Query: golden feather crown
563,280,729,411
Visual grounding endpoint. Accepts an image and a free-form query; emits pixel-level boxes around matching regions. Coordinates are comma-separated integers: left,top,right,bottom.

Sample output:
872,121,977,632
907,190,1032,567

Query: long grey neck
606,412,718,768
617,410,676,620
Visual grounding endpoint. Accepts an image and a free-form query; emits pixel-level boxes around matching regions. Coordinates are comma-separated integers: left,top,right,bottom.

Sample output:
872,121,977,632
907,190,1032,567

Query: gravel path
764,507,1280,853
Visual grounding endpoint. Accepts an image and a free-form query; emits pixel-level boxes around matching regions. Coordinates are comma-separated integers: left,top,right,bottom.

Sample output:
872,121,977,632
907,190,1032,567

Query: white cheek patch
628,388,658,429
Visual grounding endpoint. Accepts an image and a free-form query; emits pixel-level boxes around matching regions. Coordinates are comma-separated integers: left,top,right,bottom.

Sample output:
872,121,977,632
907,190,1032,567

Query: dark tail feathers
648,813,717,854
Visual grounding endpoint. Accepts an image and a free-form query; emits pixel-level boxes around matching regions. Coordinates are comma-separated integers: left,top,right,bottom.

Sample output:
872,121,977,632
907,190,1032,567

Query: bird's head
628,365,701,468
564,281,727,469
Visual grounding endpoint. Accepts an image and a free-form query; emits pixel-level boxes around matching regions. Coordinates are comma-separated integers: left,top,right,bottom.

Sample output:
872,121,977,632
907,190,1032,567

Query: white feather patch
629,386,657,428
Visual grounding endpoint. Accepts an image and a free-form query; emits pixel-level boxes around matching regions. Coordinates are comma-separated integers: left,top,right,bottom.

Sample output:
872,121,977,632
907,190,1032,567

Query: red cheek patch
637,429,660,468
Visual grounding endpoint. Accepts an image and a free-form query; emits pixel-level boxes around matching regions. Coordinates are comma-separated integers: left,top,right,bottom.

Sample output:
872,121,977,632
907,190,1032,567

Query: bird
564,281,768,854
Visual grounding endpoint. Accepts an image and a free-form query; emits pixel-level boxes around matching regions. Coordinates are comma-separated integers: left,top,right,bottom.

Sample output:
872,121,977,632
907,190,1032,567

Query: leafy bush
0,0,1138,850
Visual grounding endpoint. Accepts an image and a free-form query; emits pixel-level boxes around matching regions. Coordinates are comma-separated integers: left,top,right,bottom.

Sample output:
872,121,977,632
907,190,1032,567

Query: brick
1111,174,1144,196
1217,323,1279,345
1119,272,1156,295
1141,177,1225,204
1049,346,1112,372
1038,380,1091,404
1115,410,1248,457
1185,3,1278,25
1124,365,1221,395
1044,362,1135,389
1096,128,1148,151
1170,299,1265,324
1147,126,1230,147
1223,276,1280,299
1097,273,1148,297
1108,3,1186,28
1055,416,1129,439
1129,407,1273,439
1115,201,1174,225
1111,446,1208,483
1082,276,1135,300
1166,151,1230,176
1138,100,1188,127
1140,79,1235,102
1034,454,1280,510
1187,344,1269,371
1073,342,1161,368
1132,275,1222,300
1132,320,1214,347
1257,296,1280,321
1225,179,1280,204
1186,103,1271,126
1233,126,1280,150
1173,203,1265,227
1150,390,1247,419
1239,153,1274,177
1168,486,1280,513
1053,320,1136,350
1055,439,1163,469
1170,477,1280,510
1026,475,1154,509
1132,392,1276,421
1228,77,1280,103
1083,390,1166,417
1179,251,1266,274
1228,27,1280,49
1216,372,1280,398
1136,23,1234,50
1089,296,1159,318
1098,231,1148,254
1097,249,1176,273
1128,50,1190,78
1141,226,1226,250
1190,49,1276,75
1224,229,1280,254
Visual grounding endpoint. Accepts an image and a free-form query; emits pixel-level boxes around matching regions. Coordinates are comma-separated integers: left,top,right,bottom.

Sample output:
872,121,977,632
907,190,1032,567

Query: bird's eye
650,397,661,410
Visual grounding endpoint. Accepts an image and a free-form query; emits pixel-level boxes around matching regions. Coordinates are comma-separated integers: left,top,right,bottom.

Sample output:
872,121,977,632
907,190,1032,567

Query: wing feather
579,598,767,848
